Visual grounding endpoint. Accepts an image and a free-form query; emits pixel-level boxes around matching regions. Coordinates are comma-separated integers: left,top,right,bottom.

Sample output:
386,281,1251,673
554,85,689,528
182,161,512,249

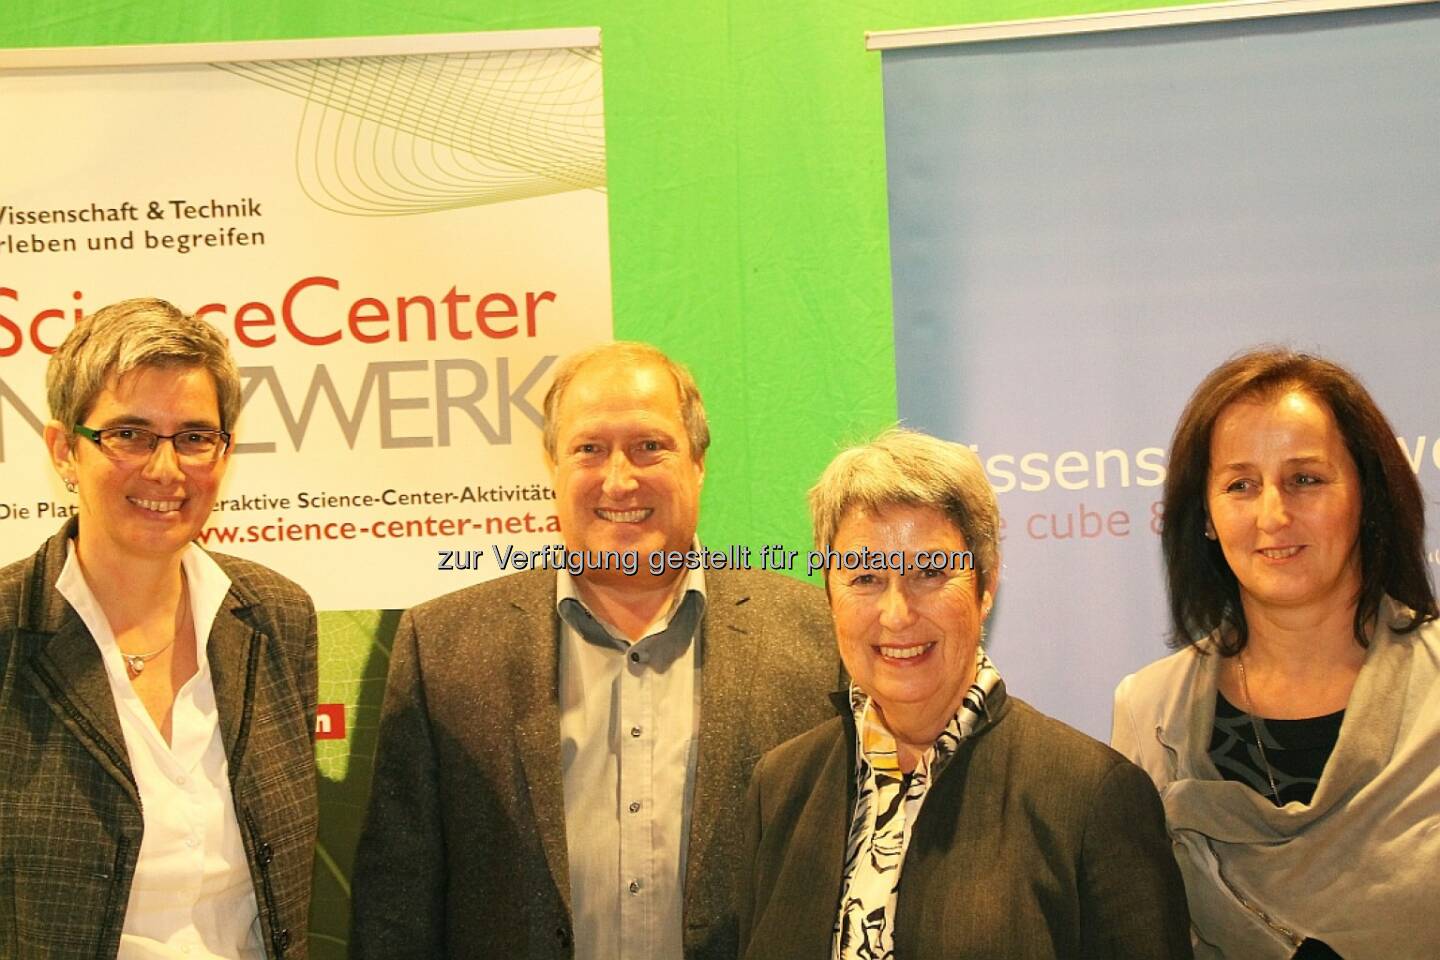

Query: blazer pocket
9,854,126,958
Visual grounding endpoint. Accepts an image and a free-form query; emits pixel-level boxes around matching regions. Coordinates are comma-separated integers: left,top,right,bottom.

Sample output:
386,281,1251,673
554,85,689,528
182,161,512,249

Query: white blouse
57,543,263,960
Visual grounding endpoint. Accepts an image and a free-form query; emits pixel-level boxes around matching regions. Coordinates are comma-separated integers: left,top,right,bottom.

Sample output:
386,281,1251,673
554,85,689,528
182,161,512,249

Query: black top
1208,691,1343,806
1292,937,1346,958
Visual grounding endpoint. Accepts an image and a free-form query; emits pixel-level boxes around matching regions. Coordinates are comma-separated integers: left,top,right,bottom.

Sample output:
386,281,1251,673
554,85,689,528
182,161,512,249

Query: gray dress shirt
557,565,705,960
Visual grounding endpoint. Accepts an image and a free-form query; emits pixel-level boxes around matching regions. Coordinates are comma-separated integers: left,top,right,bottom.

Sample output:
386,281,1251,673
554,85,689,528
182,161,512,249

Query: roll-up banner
872,0,1440,739
0,30,611,954
0,29,613,610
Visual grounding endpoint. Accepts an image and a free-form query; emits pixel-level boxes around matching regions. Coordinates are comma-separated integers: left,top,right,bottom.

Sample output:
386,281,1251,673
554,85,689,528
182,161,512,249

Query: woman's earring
1203,518,1217,540
64,478,77,494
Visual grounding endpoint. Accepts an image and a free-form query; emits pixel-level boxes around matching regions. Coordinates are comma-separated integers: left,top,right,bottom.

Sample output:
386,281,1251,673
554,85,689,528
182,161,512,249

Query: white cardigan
1112,602,1440,960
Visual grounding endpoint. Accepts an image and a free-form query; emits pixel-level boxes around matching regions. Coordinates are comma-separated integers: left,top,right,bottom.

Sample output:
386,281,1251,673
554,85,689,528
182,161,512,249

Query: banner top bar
0,27,601,70
865,0,1434,50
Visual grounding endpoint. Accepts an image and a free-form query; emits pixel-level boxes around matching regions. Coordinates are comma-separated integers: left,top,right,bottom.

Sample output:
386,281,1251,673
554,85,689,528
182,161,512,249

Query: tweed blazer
738,684,1194,960
0,521,319,960
350,565,839,960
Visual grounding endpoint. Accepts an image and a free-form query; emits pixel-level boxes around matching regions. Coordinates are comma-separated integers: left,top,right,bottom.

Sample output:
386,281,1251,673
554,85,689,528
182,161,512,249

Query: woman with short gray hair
0,298,318,959
739,427,1192,960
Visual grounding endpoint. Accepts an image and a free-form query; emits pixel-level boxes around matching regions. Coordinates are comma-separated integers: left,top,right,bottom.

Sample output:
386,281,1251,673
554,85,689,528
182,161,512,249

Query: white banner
0,31,613,609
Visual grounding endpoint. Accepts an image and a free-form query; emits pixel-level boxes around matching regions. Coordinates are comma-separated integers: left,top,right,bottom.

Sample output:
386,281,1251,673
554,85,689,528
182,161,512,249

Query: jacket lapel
206,592,261,769
19,523,137,802
508,585,572,914
796,710,854,954
685,571,760,905
30,618,138,798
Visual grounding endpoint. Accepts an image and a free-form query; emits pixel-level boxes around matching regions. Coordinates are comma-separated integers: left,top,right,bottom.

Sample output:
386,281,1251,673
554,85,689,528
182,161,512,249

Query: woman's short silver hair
809,427,1001,592
45,298,242,432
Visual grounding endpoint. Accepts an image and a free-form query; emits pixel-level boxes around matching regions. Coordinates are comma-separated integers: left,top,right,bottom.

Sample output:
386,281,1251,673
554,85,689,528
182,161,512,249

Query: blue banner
882,3,1440,738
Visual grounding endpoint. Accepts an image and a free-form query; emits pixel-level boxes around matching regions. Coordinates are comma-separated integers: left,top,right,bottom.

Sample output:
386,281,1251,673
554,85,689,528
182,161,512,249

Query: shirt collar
56,539,232,671
554,540,709,651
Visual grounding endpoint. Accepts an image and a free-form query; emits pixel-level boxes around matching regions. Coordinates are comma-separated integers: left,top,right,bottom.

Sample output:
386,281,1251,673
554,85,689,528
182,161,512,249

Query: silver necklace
1236,652,1283,806
122,588,188,676
123,642,173,676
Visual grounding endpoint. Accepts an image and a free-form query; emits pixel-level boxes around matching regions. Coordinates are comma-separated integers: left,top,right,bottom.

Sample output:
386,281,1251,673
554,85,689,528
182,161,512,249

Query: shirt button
630,726,642,738
629,880,640,895
629,801,641,813
186,836,200,848
629,652,641,663
175,775,186,786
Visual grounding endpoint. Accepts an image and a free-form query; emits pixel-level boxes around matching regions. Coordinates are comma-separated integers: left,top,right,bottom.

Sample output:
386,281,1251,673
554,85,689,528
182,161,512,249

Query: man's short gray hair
809,427,1000,592
542,341,710,462
46,298,242,432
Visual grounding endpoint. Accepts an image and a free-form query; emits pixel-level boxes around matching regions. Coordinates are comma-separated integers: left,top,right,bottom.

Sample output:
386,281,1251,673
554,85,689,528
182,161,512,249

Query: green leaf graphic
310,609,398,959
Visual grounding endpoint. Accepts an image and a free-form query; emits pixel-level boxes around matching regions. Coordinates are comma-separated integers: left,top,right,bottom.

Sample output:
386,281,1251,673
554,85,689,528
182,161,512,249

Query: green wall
2,0,1183,557
3,2,1202,954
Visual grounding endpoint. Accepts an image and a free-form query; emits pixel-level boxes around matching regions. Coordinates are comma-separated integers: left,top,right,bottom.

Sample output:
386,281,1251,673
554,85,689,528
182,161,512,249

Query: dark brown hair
1162,347,1436,654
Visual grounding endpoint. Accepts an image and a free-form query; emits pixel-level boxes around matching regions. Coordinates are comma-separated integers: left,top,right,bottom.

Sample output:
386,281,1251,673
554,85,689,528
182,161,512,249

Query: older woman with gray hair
0,299,317,959
737,427,1192,960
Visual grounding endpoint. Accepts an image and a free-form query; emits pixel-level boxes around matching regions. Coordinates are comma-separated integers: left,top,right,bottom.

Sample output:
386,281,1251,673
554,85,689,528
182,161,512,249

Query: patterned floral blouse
832,650,1003,960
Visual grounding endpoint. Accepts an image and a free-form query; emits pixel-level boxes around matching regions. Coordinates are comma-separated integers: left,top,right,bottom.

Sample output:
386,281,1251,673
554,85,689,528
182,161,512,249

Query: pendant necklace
1237,652,1283,806
123,587,189,676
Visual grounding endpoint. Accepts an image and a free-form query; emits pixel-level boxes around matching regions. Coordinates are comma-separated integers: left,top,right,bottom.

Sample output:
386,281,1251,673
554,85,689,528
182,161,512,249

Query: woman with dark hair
0,299,317,959
1113,347,1440,959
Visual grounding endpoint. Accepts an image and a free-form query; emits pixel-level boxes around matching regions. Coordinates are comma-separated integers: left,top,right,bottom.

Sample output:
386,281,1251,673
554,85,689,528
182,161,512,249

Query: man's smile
594,507,653,523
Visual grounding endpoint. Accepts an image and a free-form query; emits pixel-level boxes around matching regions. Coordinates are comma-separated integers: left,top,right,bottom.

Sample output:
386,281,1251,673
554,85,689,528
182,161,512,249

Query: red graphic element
315,703,347,740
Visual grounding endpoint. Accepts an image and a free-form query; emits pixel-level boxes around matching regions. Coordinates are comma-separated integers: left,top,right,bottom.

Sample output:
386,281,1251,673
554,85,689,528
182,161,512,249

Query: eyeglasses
73,424,231,463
